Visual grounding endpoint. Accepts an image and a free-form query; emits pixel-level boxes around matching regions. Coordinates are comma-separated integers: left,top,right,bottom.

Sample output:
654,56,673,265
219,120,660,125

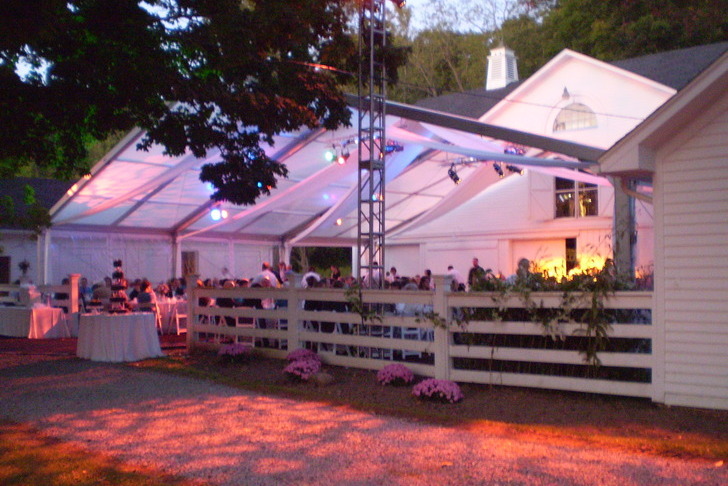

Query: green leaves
1,0,369,205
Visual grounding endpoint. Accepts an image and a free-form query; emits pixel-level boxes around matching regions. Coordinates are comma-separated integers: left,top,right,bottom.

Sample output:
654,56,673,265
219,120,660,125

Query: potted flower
412,378,464,403
377,363,414,386
217,342,253,364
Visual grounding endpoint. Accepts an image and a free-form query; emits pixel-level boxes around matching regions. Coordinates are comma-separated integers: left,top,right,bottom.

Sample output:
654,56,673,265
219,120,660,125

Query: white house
600,50,728,410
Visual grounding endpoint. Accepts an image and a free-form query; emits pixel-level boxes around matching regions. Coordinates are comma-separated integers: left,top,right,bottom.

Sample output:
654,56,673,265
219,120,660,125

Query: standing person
330,265,341,281
275,261,287,286
446,265,465,289
386,266,398,283
251,262,279,286
468,257,486,290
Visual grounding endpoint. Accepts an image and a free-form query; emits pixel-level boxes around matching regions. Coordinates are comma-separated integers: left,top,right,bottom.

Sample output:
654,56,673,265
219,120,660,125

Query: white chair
138,302,163,333
172,305,187,335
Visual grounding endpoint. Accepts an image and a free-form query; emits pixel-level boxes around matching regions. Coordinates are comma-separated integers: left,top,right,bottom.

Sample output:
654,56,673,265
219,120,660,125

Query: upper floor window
553,103,597,132
555,177,598,218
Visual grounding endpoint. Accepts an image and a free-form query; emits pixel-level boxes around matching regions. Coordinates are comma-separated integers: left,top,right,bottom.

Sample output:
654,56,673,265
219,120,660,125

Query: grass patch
0,420,204,486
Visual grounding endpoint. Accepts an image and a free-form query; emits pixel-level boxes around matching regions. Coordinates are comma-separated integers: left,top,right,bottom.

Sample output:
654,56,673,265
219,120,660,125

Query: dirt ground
2,335,727,461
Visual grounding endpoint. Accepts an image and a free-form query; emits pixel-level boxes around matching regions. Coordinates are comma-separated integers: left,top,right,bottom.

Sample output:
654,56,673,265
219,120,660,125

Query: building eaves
414,81,523,119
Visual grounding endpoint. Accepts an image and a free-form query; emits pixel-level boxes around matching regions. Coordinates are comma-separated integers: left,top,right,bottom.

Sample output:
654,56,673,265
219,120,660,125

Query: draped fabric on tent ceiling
50,98,606,248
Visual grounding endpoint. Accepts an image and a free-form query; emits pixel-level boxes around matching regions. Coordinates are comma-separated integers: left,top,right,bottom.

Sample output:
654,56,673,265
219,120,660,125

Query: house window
555,178,598,218
553,103,597,132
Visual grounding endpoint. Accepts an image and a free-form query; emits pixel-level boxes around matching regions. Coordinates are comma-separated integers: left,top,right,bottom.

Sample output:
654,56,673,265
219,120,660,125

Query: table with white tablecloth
0,306,69,338
76,313,164,362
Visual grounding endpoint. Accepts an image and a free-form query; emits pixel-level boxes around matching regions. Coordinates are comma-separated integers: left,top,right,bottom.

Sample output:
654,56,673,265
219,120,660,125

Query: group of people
71,255,516,312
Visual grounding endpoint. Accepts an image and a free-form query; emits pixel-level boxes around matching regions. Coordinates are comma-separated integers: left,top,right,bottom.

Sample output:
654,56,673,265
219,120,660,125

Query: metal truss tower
357,0,389,288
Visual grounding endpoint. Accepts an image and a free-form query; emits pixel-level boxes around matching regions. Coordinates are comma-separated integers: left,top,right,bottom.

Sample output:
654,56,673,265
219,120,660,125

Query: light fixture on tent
336,148,350,165
493,162,504,178
505,164,524,175
210,205,229,221
324,146,336,162
448,163,460,184
383,140,404,153
335,218,343,226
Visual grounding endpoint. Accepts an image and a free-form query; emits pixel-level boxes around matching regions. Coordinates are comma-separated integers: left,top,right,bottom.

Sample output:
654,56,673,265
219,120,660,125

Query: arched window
553,103,597,132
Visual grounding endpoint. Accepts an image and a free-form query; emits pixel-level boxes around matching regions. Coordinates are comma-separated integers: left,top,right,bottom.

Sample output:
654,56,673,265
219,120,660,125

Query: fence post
432,275,450,380
286,282,301,353
68,273,80,314
186,275,199,350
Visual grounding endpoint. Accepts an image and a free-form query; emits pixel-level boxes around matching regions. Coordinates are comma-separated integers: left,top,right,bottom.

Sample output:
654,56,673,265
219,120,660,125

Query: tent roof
49,97,603,247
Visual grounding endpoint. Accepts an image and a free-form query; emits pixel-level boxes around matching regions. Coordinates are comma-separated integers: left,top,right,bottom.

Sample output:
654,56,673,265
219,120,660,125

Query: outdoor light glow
257,182,263,188
210,208,229,221
323,193,330,200
335,218,343,226
324,148,335,162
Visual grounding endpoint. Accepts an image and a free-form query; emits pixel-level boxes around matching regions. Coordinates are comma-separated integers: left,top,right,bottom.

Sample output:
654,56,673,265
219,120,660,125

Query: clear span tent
49,96,607,255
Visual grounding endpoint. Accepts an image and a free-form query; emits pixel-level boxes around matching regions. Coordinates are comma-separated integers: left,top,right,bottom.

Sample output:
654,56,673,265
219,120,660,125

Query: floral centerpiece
412,378,464,403
217,342,253,363
377,363,414,386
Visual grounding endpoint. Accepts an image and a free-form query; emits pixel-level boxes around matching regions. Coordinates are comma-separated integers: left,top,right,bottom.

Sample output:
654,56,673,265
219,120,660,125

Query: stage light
383,140,404,153
324,146,336,162
505,164,524,175
493,163,504,178
448,163,460,184
336,149,350,165
210,207,229,221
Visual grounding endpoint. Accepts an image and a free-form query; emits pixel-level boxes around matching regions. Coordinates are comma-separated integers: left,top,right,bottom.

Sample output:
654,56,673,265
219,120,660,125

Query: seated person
136,279,157,308
216,280,239,327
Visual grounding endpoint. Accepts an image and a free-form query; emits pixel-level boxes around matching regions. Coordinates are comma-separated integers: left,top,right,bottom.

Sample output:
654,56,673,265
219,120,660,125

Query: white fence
187,275,654,399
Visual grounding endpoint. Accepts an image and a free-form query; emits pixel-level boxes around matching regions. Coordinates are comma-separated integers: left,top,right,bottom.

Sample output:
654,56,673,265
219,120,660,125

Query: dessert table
76,313,164,362
0,306,69,338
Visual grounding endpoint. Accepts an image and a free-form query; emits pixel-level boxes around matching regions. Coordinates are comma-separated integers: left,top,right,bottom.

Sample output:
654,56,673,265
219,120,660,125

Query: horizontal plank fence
187,275,654,399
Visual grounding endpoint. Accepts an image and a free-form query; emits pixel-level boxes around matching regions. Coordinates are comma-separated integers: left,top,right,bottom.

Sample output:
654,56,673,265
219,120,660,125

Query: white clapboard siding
656,99,728,410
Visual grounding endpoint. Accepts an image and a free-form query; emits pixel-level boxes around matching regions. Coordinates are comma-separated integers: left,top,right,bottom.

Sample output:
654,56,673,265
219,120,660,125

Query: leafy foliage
0,0,390,205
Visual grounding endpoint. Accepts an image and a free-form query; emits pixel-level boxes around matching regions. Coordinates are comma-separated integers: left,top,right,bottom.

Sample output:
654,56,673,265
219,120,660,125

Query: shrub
217,342,253,363
286,348,321,363
377,363,414,386
283,358,321,381
412,378,463,403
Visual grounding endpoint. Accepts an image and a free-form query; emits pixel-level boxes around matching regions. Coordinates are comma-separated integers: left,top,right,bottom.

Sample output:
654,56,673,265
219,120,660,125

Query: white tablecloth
77,313,164,362
0,306,69,338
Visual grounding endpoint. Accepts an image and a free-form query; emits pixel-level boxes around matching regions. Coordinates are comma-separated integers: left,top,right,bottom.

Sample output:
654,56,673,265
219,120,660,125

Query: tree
0,0,365,205
536,0,727,61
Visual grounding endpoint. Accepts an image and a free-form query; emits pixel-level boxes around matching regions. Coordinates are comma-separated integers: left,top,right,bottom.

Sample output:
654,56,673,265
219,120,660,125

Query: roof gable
600,51,728,176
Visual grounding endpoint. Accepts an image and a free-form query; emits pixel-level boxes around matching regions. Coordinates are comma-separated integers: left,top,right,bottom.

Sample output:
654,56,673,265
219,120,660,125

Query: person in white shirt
446,265,465,290
251,262,279,287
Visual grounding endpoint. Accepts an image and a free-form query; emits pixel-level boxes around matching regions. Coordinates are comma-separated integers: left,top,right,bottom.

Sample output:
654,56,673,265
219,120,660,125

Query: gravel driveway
0,354,726,486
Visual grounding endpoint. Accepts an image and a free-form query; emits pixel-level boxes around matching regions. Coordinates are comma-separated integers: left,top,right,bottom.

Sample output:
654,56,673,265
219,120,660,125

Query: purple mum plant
286,348,321,363
377,363,414,386
412,378,464,403
217,342,253,363
283,357,321,381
